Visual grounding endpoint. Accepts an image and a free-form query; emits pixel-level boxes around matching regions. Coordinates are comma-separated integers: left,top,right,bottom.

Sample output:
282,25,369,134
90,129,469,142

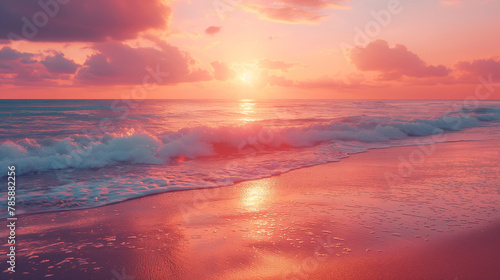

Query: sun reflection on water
242,181,271,212
240,180,278,242
239,100,257,123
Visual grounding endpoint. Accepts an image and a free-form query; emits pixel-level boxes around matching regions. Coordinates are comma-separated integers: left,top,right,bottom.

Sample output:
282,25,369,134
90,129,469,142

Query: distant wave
1,106,499,176
0,106,116,111
0,105,118,118
0,112,108,118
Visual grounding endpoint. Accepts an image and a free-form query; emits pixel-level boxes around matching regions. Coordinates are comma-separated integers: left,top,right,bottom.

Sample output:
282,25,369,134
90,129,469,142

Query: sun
240,71,253,84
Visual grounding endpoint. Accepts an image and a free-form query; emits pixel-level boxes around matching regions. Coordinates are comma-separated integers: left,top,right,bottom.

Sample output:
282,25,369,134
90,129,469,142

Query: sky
0,0,499,99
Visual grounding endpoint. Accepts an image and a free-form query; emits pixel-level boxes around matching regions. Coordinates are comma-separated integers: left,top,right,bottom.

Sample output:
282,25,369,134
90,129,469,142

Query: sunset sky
1,0,499,99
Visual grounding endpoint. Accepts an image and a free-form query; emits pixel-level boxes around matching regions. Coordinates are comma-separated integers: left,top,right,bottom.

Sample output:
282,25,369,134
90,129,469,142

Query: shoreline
2,139,500,279
5,138,488,220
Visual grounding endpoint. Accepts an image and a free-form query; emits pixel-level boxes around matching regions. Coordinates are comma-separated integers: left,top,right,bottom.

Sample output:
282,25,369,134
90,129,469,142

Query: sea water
1,99,499,216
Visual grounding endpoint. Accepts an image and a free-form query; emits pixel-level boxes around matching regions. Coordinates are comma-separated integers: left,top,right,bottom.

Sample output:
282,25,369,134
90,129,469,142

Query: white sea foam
1,106,498,176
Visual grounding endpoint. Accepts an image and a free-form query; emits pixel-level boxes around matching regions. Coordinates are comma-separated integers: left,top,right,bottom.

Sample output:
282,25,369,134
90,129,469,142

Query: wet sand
2,140,500,280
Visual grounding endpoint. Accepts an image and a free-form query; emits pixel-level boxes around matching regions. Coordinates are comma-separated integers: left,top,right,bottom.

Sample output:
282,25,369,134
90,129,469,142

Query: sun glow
238,100,257,123
242,181,272,212
240,71,253,84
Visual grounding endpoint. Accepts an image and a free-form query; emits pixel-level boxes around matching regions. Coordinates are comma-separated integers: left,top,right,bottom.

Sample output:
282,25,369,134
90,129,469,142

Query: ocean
1,99,500,216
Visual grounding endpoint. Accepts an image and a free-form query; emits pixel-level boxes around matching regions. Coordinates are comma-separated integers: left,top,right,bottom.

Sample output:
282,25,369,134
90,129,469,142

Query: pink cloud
350,40,451,80
211,61,236,81
266,75,296,87
0,0,170,42
258,59,297,72
244,0,349,24
0,46,34,61
0,47,69,86
75,41,211,85
454,58,500,83
400,58,500,86
40,52,79,74
266,73,364,90
205,26,222,35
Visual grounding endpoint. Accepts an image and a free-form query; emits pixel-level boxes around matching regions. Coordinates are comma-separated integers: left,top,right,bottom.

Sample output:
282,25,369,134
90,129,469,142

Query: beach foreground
2,140,500,280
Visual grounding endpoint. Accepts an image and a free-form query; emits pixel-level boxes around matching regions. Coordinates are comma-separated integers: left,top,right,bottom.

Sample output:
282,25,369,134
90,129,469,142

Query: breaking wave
2,106,499,176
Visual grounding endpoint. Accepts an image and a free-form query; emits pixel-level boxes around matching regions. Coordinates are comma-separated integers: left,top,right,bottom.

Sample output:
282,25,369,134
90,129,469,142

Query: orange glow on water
238,100,257,123
177,156,185,164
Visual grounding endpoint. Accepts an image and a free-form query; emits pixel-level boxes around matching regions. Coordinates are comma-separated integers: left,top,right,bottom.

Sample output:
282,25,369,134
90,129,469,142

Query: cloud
243,0,349,24
258,59,297,72
211,61,236,81
0,46,69,86
75,41,211,85
0,46,34,61
266,73,364,90
454,58,500,82
266,75,296,87
0,0,170,42
40,52,79,74
205,26,222,35
350,40,451,80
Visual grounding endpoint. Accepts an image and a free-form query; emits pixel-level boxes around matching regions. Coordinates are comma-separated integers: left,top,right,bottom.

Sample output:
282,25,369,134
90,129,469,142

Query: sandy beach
2,139,500,280
2,0,500,278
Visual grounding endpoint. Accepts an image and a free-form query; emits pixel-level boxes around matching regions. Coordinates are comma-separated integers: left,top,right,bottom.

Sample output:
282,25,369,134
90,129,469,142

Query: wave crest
1,106,499,175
